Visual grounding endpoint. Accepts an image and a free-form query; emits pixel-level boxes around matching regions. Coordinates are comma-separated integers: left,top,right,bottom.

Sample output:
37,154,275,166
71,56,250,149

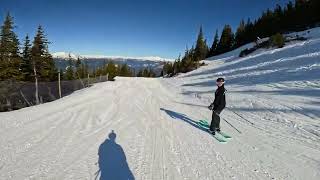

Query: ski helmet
216,77,225,82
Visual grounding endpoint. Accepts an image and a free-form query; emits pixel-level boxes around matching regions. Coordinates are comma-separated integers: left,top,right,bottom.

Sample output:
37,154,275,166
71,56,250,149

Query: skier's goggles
216,81,224,85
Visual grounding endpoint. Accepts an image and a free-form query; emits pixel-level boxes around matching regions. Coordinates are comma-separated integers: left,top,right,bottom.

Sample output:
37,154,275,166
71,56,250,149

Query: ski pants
210,110,221,131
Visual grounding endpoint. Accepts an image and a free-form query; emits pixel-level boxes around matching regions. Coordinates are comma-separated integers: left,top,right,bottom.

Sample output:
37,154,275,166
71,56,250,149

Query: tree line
163,0,320,77
0,13,57,82
63,55,157,81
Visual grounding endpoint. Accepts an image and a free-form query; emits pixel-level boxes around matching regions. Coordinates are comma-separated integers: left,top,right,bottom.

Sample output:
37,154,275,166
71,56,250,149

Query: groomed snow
1,28,320,180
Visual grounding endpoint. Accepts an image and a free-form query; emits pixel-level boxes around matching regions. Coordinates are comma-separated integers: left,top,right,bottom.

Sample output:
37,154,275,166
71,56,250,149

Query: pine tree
204,39,209,56
208,30,219,57
235,20,246,47
310,0,320,27
274,4,284,33
75,57,82,78
271,33,285,48
21,34,33,81
244,18,255,43
142,68,149,77
148,68,156,77
75,57,81,68
65,54,74,80
119,63,132,77
284,1,294,31
105,61,117,80
179,51,187,73
91,67,97,78
216,24,234,54
0,13,22,80
182,46,195,72
31,25,57,81
162,62,173,76
95,67,102,77
194,26,208,61
78,63,87,79
137,69,143,77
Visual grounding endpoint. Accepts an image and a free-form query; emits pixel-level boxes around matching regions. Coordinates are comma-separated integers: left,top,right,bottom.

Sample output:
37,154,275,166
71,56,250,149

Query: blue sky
0,0,290,59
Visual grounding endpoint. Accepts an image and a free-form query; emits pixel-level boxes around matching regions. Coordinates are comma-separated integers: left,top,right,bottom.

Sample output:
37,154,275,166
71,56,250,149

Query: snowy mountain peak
52,52,174,62
52,52,79,60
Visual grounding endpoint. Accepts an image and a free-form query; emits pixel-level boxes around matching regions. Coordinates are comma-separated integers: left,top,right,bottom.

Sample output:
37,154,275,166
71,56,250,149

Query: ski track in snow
1,28,320,180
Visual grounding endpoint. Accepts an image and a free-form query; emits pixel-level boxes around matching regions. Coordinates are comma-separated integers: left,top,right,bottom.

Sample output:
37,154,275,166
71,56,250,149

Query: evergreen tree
31,25,57,81
208,30,219,57
204,39,209,56
310,0,320,27
95,66,103,77
78,62,89,79
179,47,186,73
75,57,82,78
142,68,149,77
75,57,81,68
235,20,246,47
194,26,208,61
284,1,294,31
148,68,156,77
162,62,173,76
137,69,143,77
75,60,88,79
182,46,195,72
65,54,74,80
244,18,255,43
105,61,117,80
274,4,284,33
172,60,179,74
271,33,285,48
216,25,234,54
294,0,308,29
21,34,33,81
91,67,97,78
119,63,132,77
0,13,22,80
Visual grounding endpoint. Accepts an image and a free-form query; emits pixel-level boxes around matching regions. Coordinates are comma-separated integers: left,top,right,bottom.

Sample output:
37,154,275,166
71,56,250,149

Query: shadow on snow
96,130,135,180
160,108,209,134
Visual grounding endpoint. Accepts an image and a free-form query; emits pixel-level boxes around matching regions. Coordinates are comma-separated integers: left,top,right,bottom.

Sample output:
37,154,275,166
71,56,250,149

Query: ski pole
222,118,242,134
228,109,254,125
94,167,100,180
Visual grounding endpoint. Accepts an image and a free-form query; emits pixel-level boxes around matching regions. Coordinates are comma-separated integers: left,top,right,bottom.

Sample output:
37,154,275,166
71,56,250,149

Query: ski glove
213,110,221,115
208,104,214,110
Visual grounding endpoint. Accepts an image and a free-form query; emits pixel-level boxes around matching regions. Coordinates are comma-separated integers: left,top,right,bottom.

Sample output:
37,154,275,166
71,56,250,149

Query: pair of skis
197,120,232,143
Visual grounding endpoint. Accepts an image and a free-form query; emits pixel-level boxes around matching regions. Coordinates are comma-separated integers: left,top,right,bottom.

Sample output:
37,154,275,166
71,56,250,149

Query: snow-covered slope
1,28,320,180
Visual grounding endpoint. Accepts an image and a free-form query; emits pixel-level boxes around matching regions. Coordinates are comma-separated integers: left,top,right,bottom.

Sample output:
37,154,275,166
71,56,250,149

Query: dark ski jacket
212,85,226,112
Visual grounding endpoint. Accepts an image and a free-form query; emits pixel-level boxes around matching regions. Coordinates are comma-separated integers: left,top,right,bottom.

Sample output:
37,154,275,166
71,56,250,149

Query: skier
208,78,226,135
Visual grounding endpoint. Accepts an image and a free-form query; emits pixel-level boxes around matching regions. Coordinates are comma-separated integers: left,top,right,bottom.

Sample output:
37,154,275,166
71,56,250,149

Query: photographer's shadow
96,130,135,180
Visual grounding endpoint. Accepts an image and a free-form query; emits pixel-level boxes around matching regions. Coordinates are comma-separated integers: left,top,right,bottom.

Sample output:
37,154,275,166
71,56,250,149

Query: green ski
199,120,232,139
197,122,227,143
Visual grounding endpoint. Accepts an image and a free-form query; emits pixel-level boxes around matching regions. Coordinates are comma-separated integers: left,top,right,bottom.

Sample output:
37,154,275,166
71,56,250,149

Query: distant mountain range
52,52,174,75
